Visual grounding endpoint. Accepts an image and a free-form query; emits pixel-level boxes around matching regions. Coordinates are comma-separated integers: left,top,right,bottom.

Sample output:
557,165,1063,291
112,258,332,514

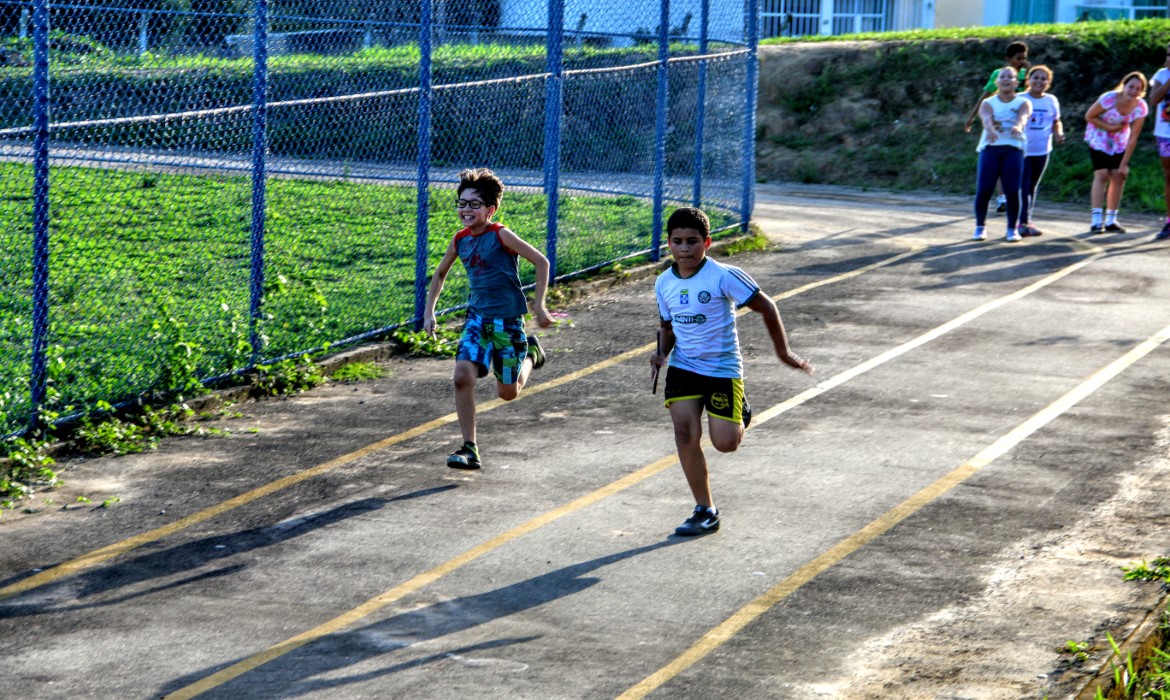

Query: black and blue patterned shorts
457,312,528,384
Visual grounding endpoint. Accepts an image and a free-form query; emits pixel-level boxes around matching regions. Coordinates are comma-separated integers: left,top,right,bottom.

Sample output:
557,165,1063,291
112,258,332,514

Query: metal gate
761,0,888,37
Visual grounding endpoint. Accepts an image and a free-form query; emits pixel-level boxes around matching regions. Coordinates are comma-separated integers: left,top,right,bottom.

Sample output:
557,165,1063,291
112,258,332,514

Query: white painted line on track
619,319,1170,699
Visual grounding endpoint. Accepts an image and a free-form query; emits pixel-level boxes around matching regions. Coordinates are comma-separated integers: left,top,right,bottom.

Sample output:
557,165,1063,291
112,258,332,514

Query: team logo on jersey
679,289,689,304
711,392,730,410
698,291,711,303
673,313,706,324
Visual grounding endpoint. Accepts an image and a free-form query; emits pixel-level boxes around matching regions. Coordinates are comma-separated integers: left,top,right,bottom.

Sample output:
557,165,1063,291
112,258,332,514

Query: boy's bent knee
497,384,520,401
711,434,742,453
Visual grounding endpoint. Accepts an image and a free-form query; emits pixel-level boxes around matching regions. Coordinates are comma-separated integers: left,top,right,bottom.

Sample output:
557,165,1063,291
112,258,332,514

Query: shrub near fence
0,0,758,437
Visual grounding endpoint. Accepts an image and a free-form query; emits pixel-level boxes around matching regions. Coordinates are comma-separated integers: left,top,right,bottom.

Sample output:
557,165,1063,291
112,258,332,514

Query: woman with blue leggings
973,68,1032,242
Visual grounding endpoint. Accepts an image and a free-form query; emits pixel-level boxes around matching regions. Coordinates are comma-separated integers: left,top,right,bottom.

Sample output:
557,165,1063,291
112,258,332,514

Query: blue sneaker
675,506,720,536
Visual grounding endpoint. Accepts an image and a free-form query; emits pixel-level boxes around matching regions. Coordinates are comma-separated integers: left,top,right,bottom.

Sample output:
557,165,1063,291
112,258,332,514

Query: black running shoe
742,397,752,430
447,443,482,470
526,334,545,370
1104,222,1127,233
1090,224,1105,234
675,506,720,536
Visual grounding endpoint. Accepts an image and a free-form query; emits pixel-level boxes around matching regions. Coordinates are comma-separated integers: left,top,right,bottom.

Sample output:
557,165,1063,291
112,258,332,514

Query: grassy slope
757,19,1170,214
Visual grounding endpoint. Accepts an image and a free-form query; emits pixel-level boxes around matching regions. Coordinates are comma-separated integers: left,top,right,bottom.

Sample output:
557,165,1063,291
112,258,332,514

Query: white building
759,0,1168,38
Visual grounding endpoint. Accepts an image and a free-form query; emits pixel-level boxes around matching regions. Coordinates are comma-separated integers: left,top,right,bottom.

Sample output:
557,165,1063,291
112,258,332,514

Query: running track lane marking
618,319,1170,700
163,247,1105,699
0,246,923,604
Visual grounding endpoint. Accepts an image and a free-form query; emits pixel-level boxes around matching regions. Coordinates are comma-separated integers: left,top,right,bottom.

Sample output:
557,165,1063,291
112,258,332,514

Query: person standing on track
972,67,1032,243
649,207,813,537
423,168,553,470
1019,65,1065,237
965,41,1030,214
1084,71,1148,234
1147,46,1170,240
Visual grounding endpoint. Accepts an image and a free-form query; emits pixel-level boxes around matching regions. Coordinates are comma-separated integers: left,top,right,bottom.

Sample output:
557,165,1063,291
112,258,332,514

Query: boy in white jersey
649,208,813,536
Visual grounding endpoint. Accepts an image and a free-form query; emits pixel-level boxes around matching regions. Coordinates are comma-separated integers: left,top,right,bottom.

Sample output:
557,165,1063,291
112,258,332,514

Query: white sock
1105,210,1118,225
1091,208,1103,226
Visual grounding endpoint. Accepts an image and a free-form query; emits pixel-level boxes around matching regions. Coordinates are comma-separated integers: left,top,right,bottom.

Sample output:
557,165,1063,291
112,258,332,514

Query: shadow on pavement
160,537,687,698
0,485,458,617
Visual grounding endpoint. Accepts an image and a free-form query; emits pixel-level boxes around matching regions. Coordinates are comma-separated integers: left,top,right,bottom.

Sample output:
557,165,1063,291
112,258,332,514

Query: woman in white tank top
972,67,1032,242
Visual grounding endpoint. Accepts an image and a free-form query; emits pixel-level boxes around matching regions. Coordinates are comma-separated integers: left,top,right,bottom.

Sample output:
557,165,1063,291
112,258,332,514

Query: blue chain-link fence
0,0,758,437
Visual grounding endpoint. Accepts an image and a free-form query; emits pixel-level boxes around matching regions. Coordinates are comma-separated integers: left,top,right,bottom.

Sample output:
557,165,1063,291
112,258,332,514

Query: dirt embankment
754,30,1169,205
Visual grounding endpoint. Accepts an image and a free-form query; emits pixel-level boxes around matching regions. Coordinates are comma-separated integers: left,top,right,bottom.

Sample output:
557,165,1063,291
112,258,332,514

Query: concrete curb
1076,594,1170,699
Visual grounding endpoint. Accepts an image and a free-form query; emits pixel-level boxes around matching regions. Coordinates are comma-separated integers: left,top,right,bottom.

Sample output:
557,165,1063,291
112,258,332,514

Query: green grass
0,160,733,435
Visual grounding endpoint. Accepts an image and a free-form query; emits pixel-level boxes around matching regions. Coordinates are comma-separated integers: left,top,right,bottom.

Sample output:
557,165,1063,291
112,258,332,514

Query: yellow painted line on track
619,319,1170,700
0,246,922,604
165,245,1108,698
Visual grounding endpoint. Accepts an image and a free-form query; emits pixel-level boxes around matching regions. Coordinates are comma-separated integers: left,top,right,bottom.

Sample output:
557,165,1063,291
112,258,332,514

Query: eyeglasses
456,199,486,209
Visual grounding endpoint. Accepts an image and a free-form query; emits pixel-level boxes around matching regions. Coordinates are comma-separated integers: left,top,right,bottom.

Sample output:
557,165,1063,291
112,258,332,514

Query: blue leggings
974,146,1024,228
1020,154,1049,226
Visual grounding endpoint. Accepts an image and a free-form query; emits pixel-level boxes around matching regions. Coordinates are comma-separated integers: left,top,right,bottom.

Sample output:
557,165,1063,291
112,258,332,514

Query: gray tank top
456,222,528,319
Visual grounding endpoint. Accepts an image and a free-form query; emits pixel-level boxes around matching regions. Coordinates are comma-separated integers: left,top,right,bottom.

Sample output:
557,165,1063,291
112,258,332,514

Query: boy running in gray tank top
423,168,553,469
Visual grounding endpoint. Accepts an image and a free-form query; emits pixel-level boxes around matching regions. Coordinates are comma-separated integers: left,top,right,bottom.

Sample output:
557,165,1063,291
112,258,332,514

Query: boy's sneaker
1090,223,1104,234
1104,222,1127,233
996,195,1007,213
1156,222,1170,240
526,334,546,370
447,442,482,470
742,398,752,430
675,506,720,537
1005,229,1022,243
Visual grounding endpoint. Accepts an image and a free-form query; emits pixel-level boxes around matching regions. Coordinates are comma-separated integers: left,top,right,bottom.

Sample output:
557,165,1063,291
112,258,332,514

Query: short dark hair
666,207,710,239
1005,41,1028,58
457,168,504,208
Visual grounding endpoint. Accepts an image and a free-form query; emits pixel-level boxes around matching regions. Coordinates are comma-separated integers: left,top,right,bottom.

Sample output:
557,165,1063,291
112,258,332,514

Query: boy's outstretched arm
746,293,813,375
498,227,553,328
423,238,459,335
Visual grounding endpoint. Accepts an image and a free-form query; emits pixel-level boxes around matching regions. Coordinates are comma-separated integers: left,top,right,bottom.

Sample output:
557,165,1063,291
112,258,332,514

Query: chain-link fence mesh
0,0,756,436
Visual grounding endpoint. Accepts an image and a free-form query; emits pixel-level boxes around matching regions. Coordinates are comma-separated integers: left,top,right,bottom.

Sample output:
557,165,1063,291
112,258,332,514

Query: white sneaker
1005,229,1022,242
972,229,988,241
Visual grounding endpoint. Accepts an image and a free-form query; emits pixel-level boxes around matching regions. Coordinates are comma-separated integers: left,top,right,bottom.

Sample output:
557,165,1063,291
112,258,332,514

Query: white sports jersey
1153,67,1170,139
655,257,761,378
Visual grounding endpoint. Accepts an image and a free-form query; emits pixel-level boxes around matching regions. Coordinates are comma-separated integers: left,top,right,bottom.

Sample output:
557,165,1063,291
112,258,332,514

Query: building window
1010,0,1056,23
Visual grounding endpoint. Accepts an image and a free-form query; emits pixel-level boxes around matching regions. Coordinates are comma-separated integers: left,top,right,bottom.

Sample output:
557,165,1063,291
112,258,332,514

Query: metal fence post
543,0,564,283
138,11,149,56
20,7,29,39
691,0,709,207
247,0,268,363
412,0,434,330
741,0,759,232
28,0,50,429
650,0,670,262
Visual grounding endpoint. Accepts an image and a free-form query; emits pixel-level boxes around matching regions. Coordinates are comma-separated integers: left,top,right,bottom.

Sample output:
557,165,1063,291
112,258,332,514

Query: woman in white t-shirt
1019,65,1064,237
972,67,1032,243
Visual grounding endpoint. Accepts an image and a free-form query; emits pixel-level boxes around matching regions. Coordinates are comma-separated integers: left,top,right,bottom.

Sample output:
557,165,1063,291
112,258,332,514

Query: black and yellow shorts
663,366,745,424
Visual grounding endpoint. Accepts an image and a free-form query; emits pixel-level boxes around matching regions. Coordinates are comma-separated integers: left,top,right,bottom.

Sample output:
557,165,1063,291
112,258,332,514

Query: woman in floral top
1084,72,1149,233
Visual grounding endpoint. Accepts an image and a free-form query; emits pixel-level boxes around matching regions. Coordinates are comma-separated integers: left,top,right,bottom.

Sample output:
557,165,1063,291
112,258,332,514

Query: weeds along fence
0,0,759,437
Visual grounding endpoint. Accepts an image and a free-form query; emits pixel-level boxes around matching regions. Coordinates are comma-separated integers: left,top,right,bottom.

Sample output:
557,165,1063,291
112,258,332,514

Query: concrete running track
2,184,1170,699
